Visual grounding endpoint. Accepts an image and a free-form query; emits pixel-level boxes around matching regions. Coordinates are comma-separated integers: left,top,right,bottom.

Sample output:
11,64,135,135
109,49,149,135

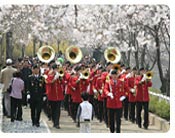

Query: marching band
0,45,153,133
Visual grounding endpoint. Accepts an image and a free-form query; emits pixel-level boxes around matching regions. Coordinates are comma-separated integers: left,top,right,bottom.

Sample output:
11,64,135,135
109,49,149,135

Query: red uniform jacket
104,78,124,109
95,76,104,101
87,70,96,95
47,77,65,101
135,76,152,102
128,76,137,102
63,71,71,94
45,69,55,95
101,72,109,98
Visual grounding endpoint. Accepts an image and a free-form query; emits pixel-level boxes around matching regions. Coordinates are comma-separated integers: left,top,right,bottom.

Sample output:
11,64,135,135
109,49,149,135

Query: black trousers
103,98,108,127
123,97,129,120
49,100,61,127
129,102,136,123
2,94,7,116
108,108,122,133
98,101,103,122
11,97,22,121
30,99,42,125
72,102,80,121
136,102,149,128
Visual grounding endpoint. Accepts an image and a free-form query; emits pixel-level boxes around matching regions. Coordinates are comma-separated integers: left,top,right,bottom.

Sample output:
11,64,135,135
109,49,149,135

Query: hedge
149,95,170,121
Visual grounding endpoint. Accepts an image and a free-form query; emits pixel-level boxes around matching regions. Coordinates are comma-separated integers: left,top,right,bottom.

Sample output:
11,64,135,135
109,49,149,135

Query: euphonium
65,46,83,64
37,45,55,63
146,71,153,80
104,47,121,64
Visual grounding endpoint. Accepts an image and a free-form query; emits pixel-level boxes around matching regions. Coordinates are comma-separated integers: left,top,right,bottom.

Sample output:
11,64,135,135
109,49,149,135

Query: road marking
43,119,51,133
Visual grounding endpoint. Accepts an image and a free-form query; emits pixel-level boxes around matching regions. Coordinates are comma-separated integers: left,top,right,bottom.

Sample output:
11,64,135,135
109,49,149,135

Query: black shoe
36,124,40,127
54,125,60,129
16,118,23,121
138,124,142,128
11,119,14,122
7,115,11,118
144,126,148,129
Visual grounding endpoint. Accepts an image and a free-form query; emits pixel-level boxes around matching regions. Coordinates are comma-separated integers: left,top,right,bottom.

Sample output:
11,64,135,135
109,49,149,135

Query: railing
149,91,170,103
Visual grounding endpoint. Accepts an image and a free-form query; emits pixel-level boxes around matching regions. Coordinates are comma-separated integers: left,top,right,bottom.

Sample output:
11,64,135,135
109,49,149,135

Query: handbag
7,79,14,94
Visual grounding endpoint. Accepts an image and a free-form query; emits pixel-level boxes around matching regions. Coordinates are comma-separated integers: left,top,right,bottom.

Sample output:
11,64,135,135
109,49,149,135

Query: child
76,92,94,133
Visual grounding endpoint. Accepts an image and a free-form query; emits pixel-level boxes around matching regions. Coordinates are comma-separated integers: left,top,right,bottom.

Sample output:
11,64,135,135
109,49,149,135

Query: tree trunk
140,44,146,68
6,31,13,59
33,38,37,57
39,40,43,47
21,44,25,58
155,28,166,94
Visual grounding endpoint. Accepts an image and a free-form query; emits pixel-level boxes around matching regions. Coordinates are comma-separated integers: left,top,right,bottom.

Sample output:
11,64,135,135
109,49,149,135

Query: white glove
99,89,103,94
120,96,126,101
107,92,114,99
93,89,97,94
130,88,135,93
54,72,59,80
43,74,48,79
141,74,146,82
43,96,47,101
27,94,30,100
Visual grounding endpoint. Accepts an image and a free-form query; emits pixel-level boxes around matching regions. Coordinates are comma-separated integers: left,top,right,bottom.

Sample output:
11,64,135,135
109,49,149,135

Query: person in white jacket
76,92,94,133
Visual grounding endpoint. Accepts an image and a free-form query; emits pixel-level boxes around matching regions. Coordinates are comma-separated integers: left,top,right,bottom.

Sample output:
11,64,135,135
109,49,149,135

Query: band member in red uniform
46,64,64,129
63,65,71,115
94,67,105,122
104,69,126,133
135,67,152,129
122,66,131,121
101,62,112,127
69,66,81,122
128,67,137,123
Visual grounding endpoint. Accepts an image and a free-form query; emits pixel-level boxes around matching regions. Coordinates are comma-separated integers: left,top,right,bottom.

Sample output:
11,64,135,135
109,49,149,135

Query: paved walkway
0,84,163,133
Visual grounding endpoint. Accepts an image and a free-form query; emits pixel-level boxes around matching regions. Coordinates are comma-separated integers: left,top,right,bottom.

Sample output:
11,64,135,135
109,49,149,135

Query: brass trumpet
57,67,64,77
146,71,153,80
112,64,121,71
80,69,90,80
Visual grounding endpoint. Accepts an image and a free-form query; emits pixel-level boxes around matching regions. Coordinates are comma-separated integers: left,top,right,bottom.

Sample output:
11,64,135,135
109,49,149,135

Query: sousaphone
104,47,121,64
37,45,55,63
65,46,83,64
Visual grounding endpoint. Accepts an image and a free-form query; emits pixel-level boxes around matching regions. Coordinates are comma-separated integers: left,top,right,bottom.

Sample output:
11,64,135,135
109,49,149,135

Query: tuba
146,71,153,80
104,47,121,64
65,46,83,64
37,45,55,63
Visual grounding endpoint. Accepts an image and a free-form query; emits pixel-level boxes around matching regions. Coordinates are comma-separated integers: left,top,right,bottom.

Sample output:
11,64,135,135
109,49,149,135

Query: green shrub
149,95,170,121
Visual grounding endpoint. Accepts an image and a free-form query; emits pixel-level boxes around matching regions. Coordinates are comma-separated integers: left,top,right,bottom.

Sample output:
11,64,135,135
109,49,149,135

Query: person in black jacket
27,64,46,127
20,59,32,107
